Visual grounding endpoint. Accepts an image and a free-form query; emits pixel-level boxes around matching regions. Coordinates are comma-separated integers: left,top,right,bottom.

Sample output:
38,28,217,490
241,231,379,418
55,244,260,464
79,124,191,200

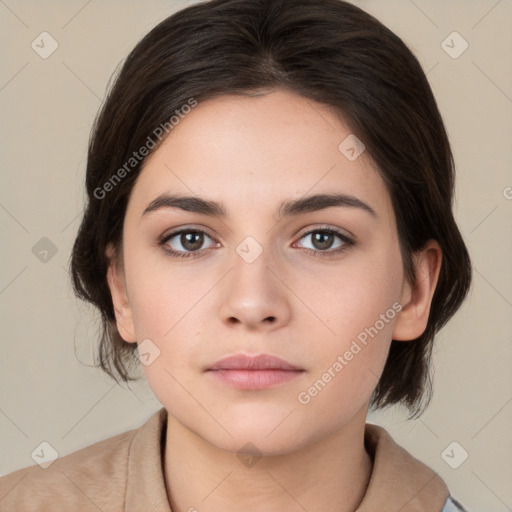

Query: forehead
128,89,391,219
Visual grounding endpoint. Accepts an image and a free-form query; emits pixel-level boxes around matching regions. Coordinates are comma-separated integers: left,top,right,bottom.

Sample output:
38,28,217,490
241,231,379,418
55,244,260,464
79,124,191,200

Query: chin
197,415,325,458
214,432,308,458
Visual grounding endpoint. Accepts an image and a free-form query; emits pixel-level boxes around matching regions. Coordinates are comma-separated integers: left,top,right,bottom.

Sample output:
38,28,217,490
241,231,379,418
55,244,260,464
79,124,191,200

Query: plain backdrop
0,0,511,510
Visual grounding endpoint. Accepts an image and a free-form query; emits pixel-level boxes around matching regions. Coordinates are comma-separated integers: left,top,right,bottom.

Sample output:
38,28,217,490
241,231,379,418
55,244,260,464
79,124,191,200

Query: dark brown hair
70,0,471,418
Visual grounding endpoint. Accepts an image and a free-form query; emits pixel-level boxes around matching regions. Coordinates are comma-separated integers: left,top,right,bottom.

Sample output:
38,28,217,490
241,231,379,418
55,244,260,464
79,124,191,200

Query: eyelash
158,226,354,260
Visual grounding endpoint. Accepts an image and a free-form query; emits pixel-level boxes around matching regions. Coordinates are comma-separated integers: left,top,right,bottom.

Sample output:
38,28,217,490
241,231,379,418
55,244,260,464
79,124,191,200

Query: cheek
295,244,403,409
304,243,403,342
123,249,211,383
124,244,200,339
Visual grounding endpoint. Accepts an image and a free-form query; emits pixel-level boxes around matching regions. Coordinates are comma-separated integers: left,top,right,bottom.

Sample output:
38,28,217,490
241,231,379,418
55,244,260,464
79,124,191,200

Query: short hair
70,0,472,418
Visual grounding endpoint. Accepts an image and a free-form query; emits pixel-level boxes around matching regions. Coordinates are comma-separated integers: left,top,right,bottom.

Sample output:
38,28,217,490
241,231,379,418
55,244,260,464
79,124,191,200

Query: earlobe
105,243,137,343
392,240,442,342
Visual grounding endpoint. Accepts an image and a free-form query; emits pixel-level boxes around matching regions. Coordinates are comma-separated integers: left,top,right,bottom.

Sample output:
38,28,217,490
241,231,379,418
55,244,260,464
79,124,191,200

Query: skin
106,88,442,512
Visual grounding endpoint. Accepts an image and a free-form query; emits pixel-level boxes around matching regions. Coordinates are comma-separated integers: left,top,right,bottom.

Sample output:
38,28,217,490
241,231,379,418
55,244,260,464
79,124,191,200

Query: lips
207,353,301,371
205,353,304,390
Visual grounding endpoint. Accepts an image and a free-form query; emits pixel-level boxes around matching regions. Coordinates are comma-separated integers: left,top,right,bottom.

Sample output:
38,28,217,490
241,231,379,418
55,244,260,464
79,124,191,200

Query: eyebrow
141,192,377,220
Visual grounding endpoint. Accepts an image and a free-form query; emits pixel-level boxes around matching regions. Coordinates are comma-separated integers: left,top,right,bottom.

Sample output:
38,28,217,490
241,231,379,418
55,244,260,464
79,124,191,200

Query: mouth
205,353,305,390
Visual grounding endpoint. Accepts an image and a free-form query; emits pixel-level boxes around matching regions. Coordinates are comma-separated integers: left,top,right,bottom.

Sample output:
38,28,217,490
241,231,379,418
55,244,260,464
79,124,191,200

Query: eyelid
159,224,216,240
295,223,354,241
159,223,352,242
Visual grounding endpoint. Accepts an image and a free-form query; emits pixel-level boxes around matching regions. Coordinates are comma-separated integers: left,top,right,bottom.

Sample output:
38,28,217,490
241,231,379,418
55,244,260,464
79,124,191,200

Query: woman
0,0,471,510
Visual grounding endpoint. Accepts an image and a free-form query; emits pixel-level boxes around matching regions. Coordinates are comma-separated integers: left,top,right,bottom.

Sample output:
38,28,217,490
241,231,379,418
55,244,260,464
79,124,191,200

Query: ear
392,240,442,341
105,243,137,343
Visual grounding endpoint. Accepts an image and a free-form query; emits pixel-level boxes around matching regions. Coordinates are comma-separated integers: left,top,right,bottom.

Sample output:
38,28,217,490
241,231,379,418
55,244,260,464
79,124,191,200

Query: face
108,89,422,455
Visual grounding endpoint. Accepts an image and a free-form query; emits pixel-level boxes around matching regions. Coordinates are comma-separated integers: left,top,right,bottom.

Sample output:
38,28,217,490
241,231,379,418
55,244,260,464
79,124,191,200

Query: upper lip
207,353,302,371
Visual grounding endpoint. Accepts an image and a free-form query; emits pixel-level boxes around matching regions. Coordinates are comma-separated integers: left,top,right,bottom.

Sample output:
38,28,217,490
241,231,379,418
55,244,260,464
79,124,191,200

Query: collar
356,423,449,510
125,408,449,511
125,407,171,511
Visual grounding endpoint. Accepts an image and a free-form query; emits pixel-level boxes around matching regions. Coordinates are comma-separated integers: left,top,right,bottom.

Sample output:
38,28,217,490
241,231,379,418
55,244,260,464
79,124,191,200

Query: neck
163,406,373,512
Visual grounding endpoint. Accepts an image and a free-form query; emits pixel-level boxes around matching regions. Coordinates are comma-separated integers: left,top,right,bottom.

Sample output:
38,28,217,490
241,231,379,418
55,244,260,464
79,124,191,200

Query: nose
219,244,292,332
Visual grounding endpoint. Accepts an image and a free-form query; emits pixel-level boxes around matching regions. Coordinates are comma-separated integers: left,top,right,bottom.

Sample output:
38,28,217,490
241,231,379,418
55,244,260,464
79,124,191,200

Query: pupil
182,232,203,251
314,232,333,250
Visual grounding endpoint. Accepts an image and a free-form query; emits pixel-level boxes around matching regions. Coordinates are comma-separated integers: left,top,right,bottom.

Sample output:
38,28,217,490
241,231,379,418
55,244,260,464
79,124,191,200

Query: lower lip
207,369,304,390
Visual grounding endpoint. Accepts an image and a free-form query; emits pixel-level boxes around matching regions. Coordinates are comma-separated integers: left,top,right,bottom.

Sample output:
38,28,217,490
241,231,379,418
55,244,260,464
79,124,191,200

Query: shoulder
0,424,138,512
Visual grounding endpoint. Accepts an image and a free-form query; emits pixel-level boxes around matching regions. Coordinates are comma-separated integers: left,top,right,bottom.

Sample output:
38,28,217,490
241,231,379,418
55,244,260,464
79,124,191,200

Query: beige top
0,407,451,511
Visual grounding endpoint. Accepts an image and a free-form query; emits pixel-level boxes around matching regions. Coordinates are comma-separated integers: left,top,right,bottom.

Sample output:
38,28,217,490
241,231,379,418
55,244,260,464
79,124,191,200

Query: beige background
1,0,511,509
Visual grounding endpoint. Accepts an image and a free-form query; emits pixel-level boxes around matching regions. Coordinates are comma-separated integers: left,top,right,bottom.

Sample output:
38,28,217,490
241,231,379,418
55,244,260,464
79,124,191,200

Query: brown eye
160,229,217,258
179,231,205,251
295,228,354,258
310,231,336,250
